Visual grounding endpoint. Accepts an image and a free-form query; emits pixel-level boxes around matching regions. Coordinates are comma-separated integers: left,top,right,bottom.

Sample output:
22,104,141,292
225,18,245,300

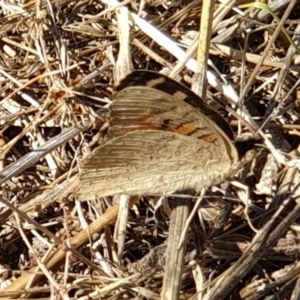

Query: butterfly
77,71,240,198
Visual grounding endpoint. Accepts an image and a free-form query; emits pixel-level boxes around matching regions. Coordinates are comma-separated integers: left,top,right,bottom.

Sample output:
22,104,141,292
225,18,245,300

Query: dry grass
1,0,300,299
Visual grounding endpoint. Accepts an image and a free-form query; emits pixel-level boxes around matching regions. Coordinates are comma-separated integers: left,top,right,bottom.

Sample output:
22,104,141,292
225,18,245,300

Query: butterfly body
77,71,240,198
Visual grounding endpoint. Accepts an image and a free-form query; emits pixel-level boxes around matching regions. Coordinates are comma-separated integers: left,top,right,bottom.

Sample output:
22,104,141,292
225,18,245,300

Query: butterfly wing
77,84,239,198
117,70,234,139
108,86,232,143
78,130,236,198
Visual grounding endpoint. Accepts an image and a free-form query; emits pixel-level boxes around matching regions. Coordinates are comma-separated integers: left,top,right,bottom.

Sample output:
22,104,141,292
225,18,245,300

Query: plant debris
1,0,300,299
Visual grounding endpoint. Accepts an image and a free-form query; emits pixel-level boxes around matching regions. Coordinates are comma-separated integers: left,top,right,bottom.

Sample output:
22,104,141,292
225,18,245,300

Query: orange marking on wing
136,123,158,130
137,114,150,122
175,123,198,135
136,114,158,130
199,134,216,143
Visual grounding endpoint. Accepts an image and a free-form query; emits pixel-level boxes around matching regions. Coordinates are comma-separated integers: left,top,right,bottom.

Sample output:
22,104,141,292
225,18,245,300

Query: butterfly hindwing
78,130,235,197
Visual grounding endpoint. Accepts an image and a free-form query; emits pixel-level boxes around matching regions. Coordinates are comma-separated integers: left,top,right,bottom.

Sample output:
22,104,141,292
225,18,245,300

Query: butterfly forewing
117,71,234,139
109,87,225,141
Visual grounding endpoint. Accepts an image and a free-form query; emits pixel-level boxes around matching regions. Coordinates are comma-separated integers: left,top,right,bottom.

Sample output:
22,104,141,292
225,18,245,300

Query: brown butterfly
77,71,241,198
